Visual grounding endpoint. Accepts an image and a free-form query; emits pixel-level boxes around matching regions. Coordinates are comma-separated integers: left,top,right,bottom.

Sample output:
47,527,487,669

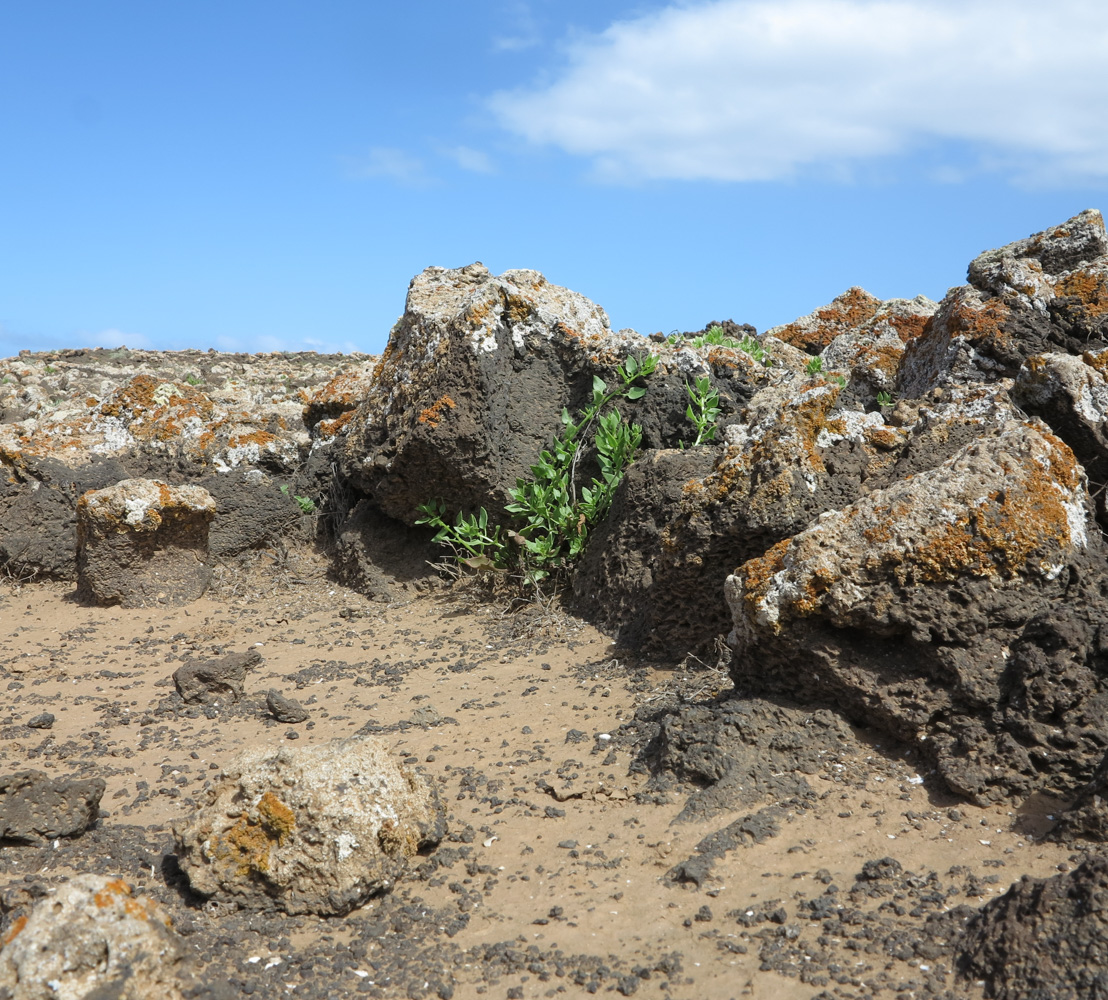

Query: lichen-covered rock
575,377,1021,660
76,478,216,607
0,875,201,1000
0,348,367,580
767,287,935,358
1014,349,1108,525
899,210,1108,398
172,735,446,915
339,263,770,526
958,854,1108,1000
0,771,105,843
725,418,1108,804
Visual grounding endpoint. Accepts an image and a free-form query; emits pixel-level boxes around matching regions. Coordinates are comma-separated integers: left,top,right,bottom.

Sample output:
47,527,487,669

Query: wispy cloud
492,0,541,51
342,146,432,186
489,0,1108,185
444,145,497,174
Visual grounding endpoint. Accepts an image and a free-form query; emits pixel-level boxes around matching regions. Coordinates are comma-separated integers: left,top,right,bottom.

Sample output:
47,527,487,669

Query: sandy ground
0,557,1078,1000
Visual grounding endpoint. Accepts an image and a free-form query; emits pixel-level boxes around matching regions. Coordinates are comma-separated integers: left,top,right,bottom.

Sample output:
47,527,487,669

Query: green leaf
627,386,646,400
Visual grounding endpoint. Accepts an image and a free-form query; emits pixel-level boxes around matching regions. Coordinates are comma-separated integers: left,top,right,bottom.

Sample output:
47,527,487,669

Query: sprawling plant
416,353,657,584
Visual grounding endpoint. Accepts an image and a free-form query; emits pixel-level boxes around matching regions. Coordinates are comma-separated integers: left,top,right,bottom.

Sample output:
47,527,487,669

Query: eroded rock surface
959,854,1108,1000
0,771,105,843
726,419,1108,804
76,478,216,607
173,735,446,915
0,874,210,1000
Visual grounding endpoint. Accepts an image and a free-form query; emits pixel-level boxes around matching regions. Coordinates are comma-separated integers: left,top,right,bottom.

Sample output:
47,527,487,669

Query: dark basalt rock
173,648,262,705
0,770,105,843
958,854,1108,999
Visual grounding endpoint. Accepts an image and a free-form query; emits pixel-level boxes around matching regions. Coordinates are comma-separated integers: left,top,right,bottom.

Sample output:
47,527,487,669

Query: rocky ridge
4,212,1108,998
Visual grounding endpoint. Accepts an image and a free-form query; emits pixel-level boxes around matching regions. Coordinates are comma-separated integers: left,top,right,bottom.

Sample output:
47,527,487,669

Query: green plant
185,373,202,386
294,495,316,514
43,365,56,374
876,390,894,406
805,356,824,376
417,353,657,584
684,375,721,447
279,484,290,495
831,374,847,388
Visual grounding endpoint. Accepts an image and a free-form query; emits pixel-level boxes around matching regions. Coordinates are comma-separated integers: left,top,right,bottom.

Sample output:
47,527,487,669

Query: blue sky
3,0,1107,358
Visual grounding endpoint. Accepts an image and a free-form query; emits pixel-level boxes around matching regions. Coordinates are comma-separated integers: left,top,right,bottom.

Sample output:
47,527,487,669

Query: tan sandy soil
0,559,1076,1000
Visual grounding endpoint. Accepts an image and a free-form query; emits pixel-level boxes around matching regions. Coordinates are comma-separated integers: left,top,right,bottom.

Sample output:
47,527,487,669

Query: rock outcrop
173,735,446,915
76,478,217,607
0,348,371,580
338,263,773,526
725,419,1108,804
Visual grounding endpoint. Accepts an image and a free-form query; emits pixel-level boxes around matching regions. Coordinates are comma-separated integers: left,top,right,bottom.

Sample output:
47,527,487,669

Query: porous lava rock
0,347,366,580
339,262,771,526
958,854,1108,999
0,771,105,843
1014,347,1108,525
0,875,208,1000
173,735,446,915
75,478,216,607
899,209,1108,398
576,377,1022,660
172,648,261,705
726,418,1108,804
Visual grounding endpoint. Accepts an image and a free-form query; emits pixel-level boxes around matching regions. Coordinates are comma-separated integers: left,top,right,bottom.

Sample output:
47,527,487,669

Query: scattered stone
0,770,105,843
173,648,261,705
25,713,53,730
266,688,309,724
76,478,217,607
0,874,217,1000
173,735,447,915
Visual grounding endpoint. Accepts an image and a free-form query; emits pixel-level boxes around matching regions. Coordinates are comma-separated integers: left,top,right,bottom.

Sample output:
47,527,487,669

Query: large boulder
725,418,1108,805
173,735,446,915
958,855,1108,1000
76,478,217,607
0,875,209,1000
575,376,1023,660
899,209,1108,398
339,263,772,526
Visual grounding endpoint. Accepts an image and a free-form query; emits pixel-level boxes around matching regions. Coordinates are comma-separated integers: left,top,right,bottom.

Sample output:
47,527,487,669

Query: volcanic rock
0,875,208,1000
0,770,105,843
76,478,216,607
726,418,1108,804
958,854,1108,999
173,648,261,705
173,735,446,915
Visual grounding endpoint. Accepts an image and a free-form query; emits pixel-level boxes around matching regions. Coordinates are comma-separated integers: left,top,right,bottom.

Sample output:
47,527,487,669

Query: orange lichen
944,294,1013,351
315,410,356,439
257,791,296,843
417,395,457,429
1054,270,1108,318
93,878,152,920
97,374,215,443
1083,349,1108,378
1,914,27,946
774,288,882,352
228,430,277,449
885,312,931,343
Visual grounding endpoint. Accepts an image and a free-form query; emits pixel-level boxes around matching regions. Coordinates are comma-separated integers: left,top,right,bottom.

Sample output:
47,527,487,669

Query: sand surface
0,559,1076,1000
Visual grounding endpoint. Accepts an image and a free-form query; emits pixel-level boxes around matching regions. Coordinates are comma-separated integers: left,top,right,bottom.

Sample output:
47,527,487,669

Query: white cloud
489,0,1108,185
342,146,431,185
444,145,497,174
